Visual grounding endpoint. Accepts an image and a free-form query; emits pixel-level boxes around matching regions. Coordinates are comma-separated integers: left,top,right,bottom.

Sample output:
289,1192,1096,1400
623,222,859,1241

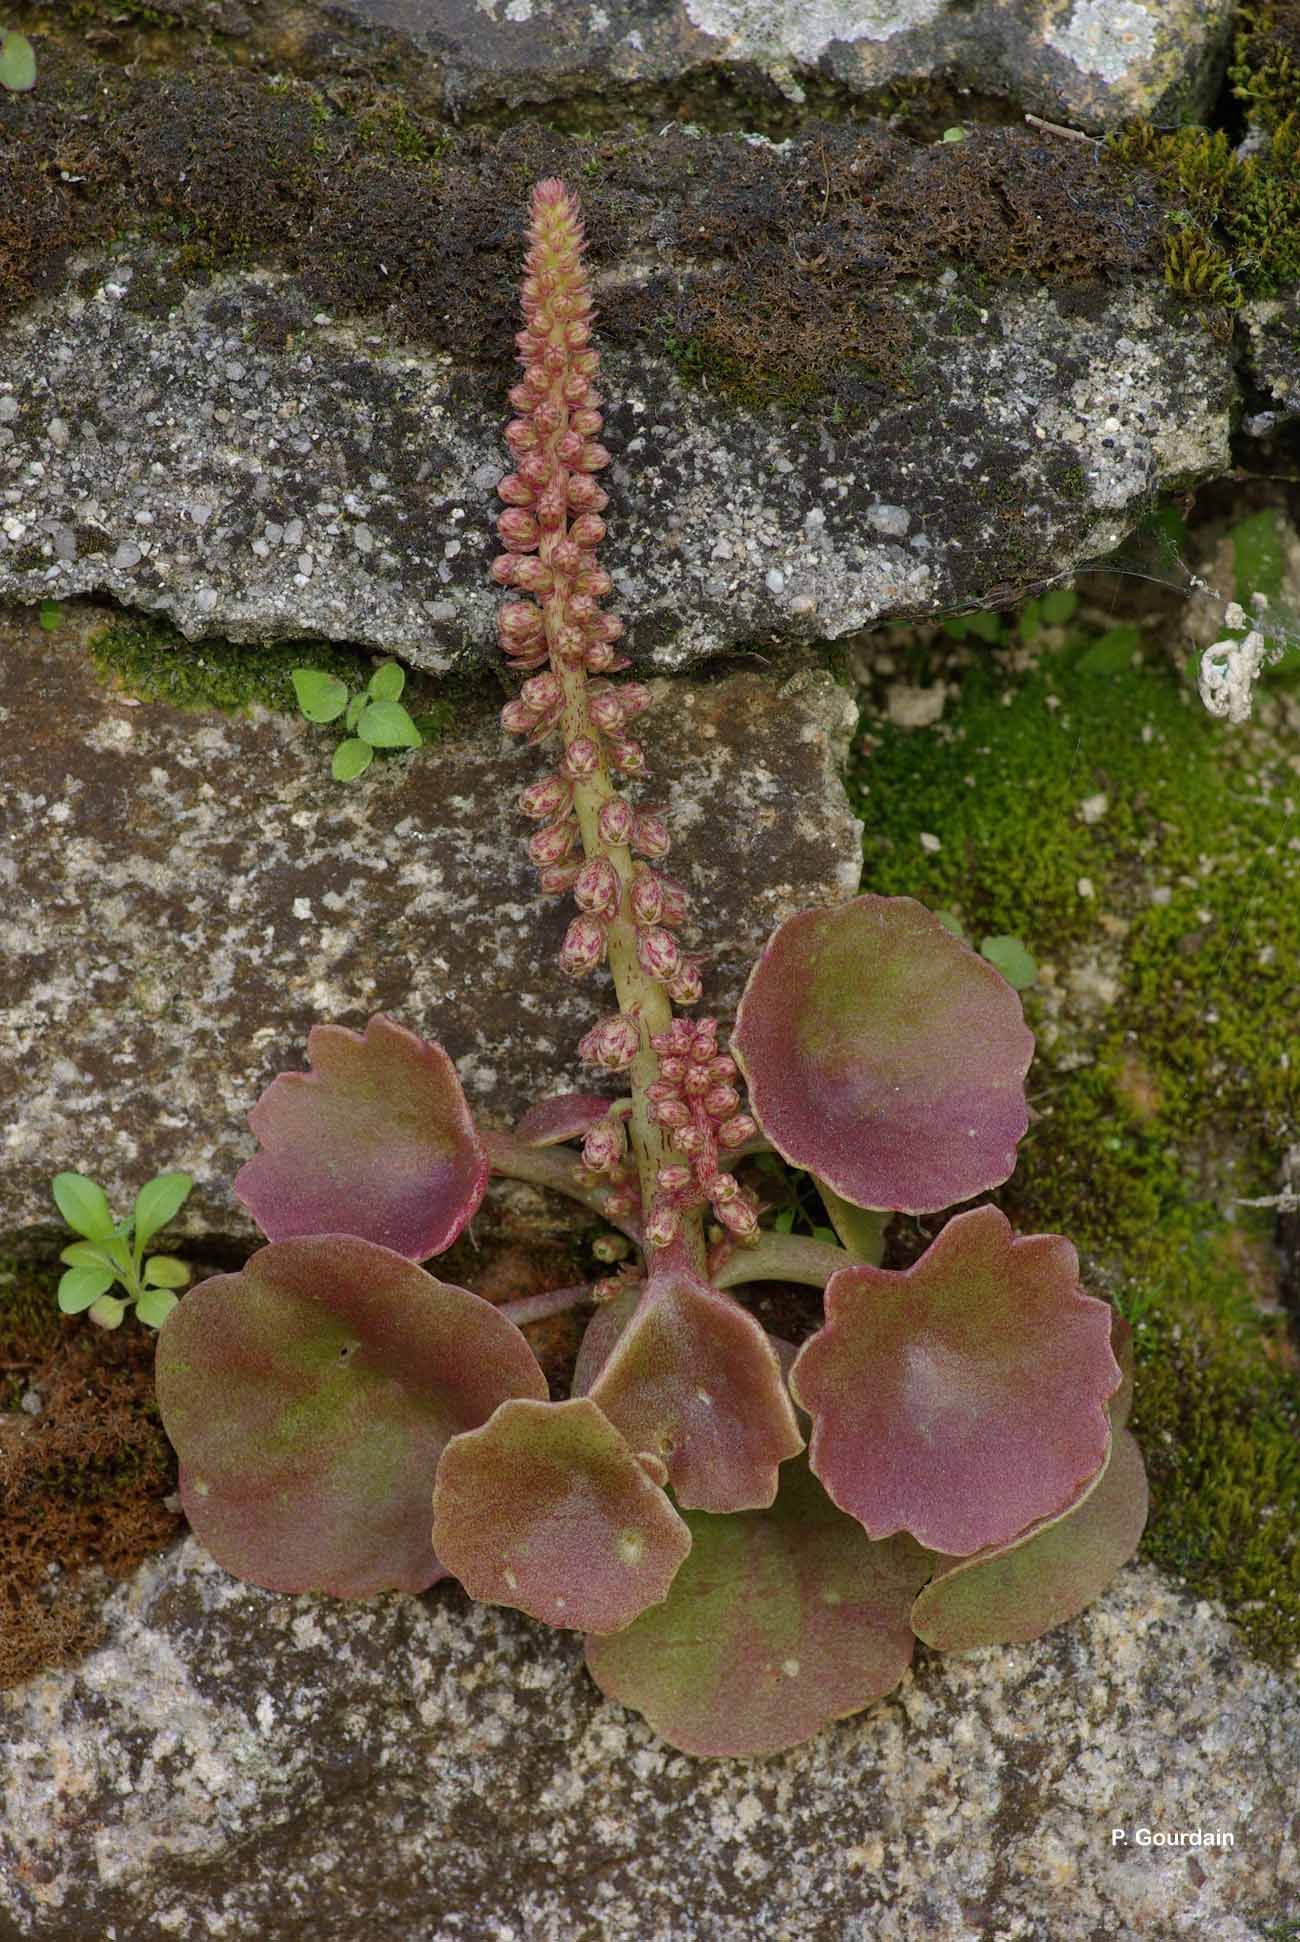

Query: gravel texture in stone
262,0,1233,133
0,252,1237,674
1,1540,1295,1940
0,612,861,1241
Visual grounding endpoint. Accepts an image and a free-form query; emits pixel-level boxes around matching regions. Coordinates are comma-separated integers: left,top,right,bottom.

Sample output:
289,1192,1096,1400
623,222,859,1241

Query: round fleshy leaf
514,1093,621,1148
732,895,1035,1213
588,1271,803,1511
585,1458,932,1757
910,1428,1149,1651
155,1236,547,1596
789,1205,1119,1556
235,1015,488,1260
432,1397,691,1633
572,1283,641,1396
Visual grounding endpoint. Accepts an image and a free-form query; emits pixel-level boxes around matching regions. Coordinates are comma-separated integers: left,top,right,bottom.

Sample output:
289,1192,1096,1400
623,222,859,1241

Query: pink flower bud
598,798,634,846
573,855,621,919
504,420,538,454
629,870,664,925
517,453,552,489
656,1164,693,1194
616,683,651,721
560,914,608,978
548,538,584,576
644,1199,681,1249
682,1064,711,1097
571,408,603,435
709,1170,740,1203
645,1080,678,1103
710,1055,738,1082
565,319,593,350
583,1117,627,1173
556,430,584,464
498,600,543,642
705,1085,741,1120
675,1124,706,1155
562,372,593,405
658,1057,685,1084
576,442,612,472
587,688,625,731
568,513,606,548
521,672,562,714
667,963,704,1006
589,610,624,641
511,556,554,595
574,566,613,598
717,1114,757,1149
537,483,568,529
652,1098,691,1130
497,508,539,550
490,553,525,587
573,350,600,376
532,400,565,435
561,735,601,780
567,473,605,512
579,1012,641,1071
607,735,646,777
538,861,582,895
657,877,689,926
717,1196,760,1239
527,821,577,867
637,925,682,982
519,773,572,820
498,472,536,506
632,814,671,860
501,698,538,735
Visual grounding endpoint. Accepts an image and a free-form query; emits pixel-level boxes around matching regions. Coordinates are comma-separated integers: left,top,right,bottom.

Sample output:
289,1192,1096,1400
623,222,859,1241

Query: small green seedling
292,661,423,781
38,599,61,632
0,28,36,92
51,1170,194,1329
934,913,1038,990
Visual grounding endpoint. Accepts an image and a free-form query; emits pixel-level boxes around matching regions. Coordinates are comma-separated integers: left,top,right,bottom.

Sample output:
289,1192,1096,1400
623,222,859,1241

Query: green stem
484,1129,643,1244
813,1182,890,1267
712,1229,853,1292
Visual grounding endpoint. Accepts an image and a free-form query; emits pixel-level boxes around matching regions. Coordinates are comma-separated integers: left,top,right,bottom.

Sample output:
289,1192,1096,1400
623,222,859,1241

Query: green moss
848,608,1300,1662
89,617,366,714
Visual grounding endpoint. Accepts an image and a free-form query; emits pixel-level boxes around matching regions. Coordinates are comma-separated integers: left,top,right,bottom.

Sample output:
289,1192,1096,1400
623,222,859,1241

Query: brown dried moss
0,48,1165,416
0,1277,180,1689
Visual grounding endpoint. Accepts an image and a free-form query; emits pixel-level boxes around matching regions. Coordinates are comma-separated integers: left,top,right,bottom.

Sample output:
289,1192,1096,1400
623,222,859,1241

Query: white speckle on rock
681,0,945,62
112,541,143,570
765,568,785,593
1046,0,1157,83
867,502,911,539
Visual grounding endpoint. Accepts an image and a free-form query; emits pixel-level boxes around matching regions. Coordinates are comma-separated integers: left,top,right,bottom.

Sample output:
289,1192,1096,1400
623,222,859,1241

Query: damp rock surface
0,610,861,1242
0,1539,1294,1940
0,251,1237,672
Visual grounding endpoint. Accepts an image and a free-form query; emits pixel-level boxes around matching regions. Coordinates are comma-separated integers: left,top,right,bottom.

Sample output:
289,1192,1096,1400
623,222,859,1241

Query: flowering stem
485,1130,643,1243
712,1231,853,1292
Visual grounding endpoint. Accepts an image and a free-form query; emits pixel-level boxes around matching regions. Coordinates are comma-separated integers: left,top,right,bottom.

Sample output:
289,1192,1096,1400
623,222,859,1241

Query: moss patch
847,590,1300,1664
88,615,370,714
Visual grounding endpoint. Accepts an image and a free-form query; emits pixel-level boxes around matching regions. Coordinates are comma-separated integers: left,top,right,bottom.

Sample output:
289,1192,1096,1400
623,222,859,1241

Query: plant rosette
154,182,1147,1759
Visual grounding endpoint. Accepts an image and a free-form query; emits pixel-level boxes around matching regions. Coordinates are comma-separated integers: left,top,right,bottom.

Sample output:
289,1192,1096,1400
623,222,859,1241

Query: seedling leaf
133,1171,194,1248
332,737,373,781
367,662,406,702
58,1265,117,1313
357,700,422,749
292,669,350,723
51,1172,116,1242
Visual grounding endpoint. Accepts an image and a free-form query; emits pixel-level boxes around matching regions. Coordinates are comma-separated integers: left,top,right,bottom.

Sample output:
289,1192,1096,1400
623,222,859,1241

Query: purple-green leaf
585,1458,932,1757
235,1014,488,1259
790,1206,1119,1556
431,1397,691,1633
732,895,1034,1213
514,1093,620,1148
572,1282,641,1395
910,1428,1149,1651
155,1236,547,1596
588,1270,803,1511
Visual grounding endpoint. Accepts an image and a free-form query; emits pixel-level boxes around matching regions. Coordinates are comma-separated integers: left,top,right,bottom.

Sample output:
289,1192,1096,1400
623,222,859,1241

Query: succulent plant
155,180,1147,1758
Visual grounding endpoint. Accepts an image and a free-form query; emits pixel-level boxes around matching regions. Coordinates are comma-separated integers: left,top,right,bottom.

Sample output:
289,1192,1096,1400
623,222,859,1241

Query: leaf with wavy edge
910,1428,1148,1651
514,1093,625,1147
585,1458,932,1757
588,1269,803,1511
155,1236,547,1596
432,1397,691,1633
235,1015,488,1259
572,1283,641,1396
732,895,1034,1213
790,1206,1119,1556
